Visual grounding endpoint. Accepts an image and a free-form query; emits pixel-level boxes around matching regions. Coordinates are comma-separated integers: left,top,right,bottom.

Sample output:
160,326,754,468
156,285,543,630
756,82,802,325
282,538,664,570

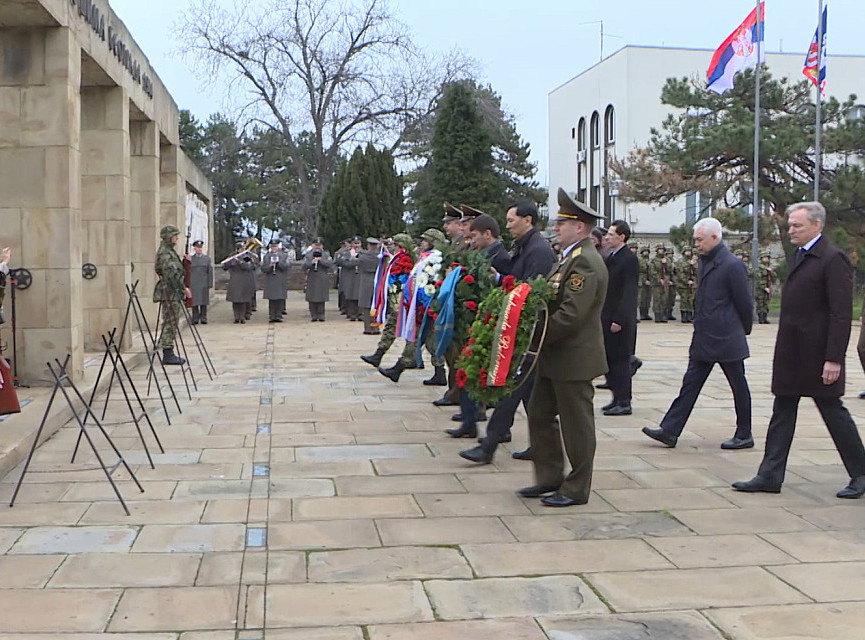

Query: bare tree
178,0,474,236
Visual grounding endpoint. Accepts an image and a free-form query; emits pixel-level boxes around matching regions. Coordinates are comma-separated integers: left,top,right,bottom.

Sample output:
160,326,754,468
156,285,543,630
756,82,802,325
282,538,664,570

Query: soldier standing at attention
336,237,362,321
153,225,189,365
650,245,670,323
755,252,777,324
188,240,212,325
223,241,256,324
675,247,697,323
638,246,652,321
357,237,381,335
518,189,608,507
665,246,678,320
262,239,289,323
303,238,334,322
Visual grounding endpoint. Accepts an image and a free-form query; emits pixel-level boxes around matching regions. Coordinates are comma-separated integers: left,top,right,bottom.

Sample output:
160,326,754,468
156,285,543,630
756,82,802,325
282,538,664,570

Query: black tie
796,247,807,267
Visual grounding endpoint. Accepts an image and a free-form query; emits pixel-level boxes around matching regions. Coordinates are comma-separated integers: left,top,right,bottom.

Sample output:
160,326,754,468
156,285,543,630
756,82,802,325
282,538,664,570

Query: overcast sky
112,0,864,184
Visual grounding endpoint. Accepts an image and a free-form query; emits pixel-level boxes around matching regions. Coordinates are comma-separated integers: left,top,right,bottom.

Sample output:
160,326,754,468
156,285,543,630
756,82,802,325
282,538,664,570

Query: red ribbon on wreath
488,282,531,387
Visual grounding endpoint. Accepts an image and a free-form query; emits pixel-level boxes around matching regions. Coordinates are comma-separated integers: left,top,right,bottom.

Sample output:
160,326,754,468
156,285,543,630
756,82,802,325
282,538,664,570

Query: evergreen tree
179,110,205,163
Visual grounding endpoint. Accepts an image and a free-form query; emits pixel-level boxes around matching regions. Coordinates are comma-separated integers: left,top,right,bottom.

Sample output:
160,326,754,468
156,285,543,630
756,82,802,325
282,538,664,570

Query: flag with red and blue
706,2,765,94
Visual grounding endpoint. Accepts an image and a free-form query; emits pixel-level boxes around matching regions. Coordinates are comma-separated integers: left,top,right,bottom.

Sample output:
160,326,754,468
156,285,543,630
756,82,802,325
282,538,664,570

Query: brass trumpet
220,237,264,265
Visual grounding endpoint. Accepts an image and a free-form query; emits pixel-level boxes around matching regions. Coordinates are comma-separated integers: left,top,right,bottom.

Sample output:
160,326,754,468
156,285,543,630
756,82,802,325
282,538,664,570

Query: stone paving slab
9,525,138,554
108,586,239,631
0,588,122,632
48,552,202,587
367,618,548,640
538,611,727,639
704,602,865,640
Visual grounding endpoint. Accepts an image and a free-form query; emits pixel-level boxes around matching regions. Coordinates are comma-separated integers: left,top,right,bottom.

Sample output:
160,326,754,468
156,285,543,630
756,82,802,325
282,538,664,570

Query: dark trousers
607,355,632,405
268,299,285,320
345,298,360,320
857,318,865,376
308,301,325,320
528,376,596,502
192,305,207,323
659,358,751,439
360,306,377,333
482,374,534,455
231,302,248,322
757,395,865,485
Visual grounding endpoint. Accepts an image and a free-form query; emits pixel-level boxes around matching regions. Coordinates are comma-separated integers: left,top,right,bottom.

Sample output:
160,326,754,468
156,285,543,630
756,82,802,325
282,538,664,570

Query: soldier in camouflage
650,244,671,322
153,225,189,365
665,246,678,320
675,247,698,323
755,251,777,324
638,246,652,320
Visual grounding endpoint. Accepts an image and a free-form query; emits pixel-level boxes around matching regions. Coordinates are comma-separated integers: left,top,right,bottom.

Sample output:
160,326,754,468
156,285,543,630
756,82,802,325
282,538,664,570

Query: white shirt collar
561,241,579,260
801,233,822,251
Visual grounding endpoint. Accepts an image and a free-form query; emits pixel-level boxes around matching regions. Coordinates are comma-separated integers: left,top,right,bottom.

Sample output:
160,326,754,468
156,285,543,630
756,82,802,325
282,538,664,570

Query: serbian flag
706,2,765,94
803,4,827,97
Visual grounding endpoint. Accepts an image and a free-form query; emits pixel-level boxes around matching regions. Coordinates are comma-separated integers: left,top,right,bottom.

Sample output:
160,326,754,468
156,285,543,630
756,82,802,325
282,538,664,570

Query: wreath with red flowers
455,275,550,405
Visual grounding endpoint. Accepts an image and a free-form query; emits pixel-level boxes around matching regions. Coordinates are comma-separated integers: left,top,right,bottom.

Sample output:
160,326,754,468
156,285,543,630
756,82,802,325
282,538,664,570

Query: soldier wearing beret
189,240,212,325
518,189,608,507
153,225,189,365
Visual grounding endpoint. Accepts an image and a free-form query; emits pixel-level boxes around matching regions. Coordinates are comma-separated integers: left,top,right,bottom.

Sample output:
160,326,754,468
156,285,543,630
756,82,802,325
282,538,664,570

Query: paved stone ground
2,292,865,639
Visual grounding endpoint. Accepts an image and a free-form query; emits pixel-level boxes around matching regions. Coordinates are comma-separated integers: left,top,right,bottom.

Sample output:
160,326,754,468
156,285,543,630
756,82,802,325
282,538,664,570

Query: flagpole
814,0,824,200
751,0,762,270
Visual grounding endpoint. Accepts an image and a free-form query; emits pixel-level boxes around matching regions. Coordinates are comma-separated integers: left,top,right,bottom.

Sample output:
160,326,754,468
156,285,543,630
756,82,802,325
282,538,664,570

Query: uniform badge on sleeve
569,274,585,292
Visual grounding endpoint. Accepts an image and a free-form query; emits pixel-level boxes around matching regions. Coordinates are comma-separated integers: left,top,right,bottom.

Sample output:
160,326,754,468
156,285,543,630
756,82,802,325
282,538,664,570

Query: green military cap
392,233,413,249
421,228,446,244
442,202,461,222
554,188,601,225
160,224,180,239
458,204,485,222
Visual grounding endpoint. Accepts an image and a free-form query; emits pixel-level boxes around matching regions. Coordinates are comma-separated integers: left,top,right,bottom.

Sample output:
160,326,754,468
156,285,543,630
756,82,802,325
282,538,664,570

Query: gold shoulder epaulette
570,247,582,259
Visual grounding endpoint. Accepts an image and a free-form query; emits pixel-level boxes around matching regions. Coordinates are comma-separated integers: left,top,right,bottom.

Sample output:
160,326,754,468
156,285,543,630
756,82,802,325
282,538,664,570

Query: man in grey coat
223,241,257,324
189,240,212,324
262,239,289,323
336,236,362,321
357,238,381,335
303,238,334,321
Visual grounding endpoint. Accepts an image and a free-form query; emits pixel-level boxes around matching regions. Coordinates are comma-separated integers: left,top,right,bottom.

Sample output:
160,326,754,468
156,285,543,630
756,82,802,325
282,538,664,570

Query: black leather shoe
601,400,616,411
459,446,493,464
541,492,587,507
517,484,558,498
641,427,677,447
595,381,611,389
836,476,865,499
603,404,632,416
479,434,511,444
731,476,782,493
445,426,477,439
859,391,865,399
432,396,459,407
512,447,532,460
451,412,487,422
630,358,643,377
721,436,755,450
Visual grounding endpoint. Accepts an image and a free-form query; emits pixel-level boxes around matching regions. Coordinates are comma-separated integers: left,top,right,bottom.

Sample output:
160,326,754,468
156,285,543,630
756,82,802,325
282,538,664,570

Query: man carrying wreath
517,189,608,507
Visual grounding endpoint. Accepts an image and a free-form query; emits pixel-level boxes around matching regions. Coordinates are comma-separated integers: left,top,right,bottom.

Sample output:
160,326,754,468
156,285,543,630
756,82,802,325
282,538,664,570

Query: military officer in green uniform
675,246,697,323
650,244,671,322
638,246,652,320
665,246,678,320
518,188,608,507
153,224,188,365
755,251,777,324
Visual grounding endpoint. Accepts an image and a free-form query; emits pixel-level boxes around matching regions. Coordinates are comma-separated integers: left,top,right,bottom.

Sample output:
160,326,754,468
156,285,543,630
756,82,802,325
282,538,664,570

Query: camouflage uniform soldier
755,252,777,324
638,246,652,320
153,225,188,365
675,247,698,323
666,246,678,320
650,244,671,322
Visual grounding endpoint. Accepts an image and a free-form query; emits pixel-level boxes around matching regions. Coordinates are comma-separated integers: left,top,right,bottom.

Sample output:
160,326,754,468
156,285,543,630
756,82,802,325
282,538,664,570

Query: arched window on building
589,111,600,212
603,105,616,224
577,117,587,202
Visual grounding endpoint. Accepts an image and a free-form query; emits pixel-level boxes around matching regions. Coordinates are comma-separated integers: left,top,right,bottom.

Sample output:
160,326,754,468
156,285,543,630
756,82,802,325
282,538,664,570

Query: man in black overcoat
734,202,865,498
600,220,639,416
642,217,754,449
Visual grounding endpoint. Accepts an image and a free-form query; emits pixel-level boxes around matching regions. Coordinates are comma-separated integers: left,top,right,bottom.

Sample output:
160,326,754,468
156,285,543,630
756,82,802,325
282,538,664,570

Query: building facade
548,45,865,233
0,0,212,383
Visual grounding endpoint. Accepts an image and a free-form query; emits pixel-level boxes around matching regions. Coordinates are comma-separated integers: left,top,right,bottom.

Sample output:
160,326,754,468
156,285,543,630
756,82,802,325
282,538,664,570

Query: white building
548,45,865,234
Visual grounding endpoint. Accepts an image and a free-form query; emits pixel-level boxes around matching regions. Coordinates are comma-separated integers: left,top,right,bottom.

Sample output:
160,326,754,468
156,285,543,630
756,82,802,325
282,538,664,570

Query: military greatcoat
261,250,289,300
303,252,334,303
189,253,212,306
223,256,256,303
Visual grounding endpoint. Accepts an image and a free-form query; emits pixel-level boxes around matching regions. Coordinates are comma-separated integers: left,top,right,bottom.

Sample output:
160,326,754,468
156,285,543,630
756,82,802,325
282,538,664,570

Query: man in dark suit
642,217,754,449
600,220,639,416
517,189,608,507
734,202,865,498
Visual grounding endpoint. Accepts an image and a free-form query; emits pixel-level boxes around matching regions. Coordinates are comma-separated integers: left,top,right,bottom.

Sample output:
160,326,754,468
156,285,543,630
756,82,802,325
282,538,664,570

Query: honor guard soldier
650,244,670,322
638,246,652,320
303,238,334,321
675,246,697,323
189,240,212,324
518,188,608,507
755,251,777,324
357,237,382,335
153,225,189,365
263,239,289,322
336,236,363,321
223,241,257,324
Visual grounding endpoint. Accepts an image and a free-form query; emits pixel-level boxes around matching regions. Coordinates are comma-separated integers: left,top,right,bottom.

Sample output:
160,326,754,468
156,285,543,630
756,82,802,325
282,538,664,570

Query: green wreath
455,275,550,406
